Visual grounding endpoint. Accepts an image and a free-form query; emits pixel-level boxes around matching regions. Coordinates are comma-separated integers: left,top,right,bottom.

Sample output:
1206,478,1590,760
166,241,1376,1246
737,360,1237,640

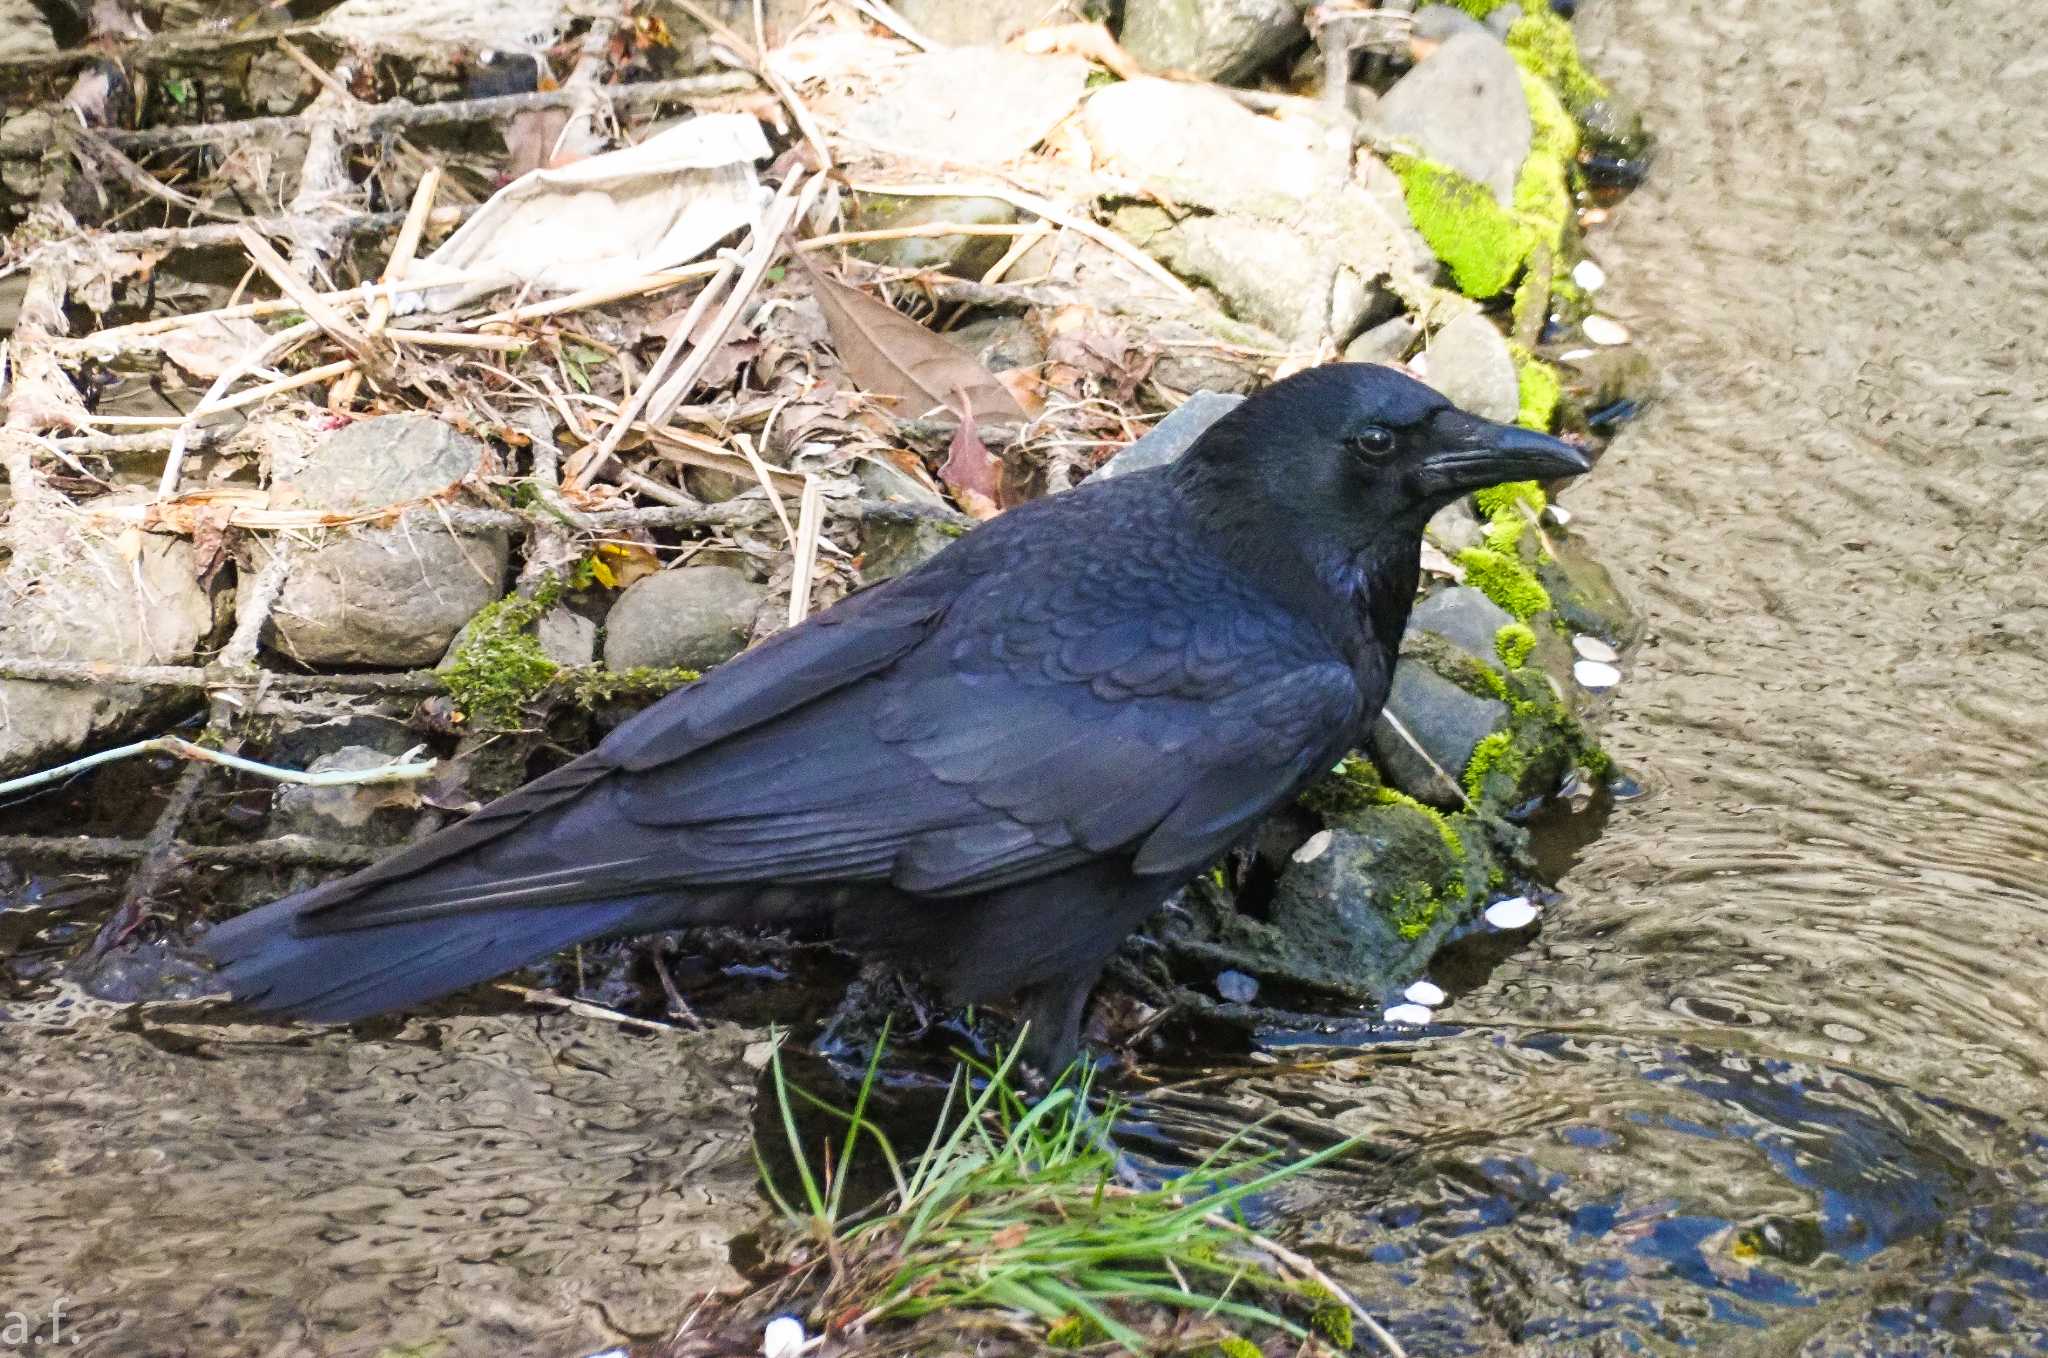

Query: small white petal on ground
1582,314,1631,346
763,1316,807,1358
1405,979,1447,1006
1574,659,1622,690
1572,634,1620,663
1558,347,1596,361
1572,258,1608,291
1485,896,1539,930
1382,1003,1434,1025
1292,829,1333,864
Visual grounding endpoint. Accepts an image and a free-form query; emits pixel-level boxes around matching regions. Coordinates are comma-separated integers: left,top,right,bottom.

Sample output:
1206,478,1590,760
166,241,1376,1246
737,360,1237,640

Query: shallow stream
6,0,2048,1353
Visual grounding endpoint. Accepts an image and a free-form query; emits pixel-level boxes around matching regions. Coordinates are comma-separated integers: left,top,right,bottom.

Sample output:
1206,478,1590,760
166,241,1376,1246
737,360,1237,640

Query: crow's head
1175,362,1591,549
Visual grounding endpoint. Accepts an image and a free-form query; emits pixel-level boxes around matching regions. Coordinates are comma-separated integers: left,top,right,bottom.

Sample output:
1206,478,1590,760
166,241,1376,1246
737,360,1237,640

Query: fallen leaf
940,391,1003,520
988,1222,1030,1251
800,260,1026,424
160,314,270,380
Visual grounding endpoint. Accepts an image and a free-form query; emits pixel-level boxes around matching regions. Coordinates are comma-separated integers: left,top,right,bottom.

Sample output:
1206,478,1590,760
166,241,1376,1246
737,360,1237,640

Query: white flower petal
1582,314,1630,346
1574,659,1622,690
1485,896,1539,930
1382,1003,1434,1025
764,1316,807,1358
1572,634,1620,664
1404,980,1447,1006
1572,258,1607,291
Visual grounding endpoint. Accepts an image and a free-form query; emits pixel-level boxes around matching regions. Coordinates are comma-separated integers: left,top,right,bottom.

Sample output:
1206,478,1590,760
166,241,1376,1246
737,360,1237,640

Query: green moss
1521,66,1582,165
439,581,564,732
1297,753,1384,817
1303,1285,1354,1348
1495,622,1537,669
1392,155,1533,299
560,664,699,705
1047,1313,1104,1348
1506,10,1609,111
1458,546,1552,620
1208,1339,1262,1358
1440,0,1514,15
1515,353,1563,430
1462,729,1522,803
1474,480,1547,523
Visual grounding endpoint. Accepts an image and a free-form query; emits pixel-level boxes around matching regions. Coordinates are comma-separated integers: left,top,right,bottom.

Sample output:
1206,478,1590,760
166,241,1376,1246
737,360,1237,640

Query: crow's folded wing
293,484,1366,931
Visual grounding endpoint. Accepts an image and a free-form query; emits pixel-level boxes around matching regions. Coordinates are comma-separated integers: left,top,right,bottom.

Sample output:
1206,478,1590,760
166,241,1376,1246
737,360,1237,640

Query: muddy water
1151,1,2048,1351
8,3,2048,1355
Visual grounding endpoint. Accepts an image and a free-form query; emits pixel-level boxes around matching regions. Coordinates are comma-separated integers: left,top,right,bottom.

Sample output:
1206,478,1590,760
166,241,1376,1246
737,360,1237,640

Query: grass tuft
748,1031,1394,1355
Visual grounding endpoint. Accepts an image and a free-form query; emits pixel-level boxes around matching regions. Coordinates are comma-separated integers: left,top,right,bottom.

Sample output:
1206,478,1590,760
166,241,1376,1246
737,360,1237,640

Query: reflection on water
1127,0,2048,1350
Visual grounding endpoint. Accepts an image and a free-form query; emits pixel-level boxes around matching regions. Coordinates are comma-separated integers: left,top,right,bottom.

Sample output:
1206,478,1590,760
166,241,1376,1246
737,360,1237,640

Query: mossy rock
1391,155,1533,299
1536,533,1642,648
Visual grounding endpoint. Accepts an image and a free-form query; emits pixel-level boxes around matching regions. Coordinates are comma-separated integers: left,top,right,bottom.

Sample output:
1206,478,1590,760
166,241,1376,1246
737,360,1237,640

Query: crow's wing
294,482,1365,931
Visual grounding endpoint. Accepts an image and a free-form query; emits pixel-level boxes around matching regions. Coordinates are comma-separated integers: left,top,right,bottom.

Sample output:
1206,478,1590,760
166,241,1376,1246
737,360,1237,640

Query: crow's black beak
1419,409,1592,495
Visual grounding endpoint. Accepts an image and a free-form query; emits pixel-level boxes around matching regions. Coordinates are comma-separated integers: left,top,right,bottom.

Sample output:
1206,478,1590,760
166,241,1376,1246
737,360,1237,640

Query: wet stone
860,517,962,584
1409,585,1516,662
1536,534,1641,647
603,566,767,671
272,746,422,847
1371,663,1509,806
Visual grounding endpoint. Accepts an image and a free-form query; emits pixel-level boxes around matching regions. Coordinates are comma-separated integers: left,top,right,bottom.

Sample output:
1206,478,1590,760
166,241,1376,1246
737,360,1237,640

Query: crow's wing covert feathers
293,478,1362,933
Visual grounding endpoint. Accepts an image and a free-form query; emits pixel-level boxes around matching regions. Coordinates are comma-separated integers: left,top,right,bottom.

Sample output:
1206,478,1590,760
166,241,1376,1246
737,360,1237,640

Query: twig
468,260,729,327
788,474,823,627
0,834,381,869
841,0,936,49
0,657,443,693
845,179,1194,300
797,221,1046,251
1201,1214,1409,1358
234,225,373,362
155,318,319,498
99,72,759,154
0,734,438,800
573,256,739,489
496,983,683,1034
568,171,816,491
331,164,441,406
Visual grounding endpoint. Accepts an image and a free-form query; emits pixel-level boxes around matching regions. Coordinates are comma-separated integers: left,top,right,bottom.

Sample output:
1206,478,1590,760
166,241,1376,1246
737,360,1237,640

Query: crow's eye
1348,426,1396,459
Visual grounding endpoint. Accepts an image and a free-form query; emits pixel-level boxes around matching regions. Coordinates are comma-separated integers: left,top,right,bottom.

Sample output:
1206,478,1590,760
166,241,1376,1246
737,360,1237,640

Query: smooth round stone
1484,896,1539,929
1572,258,1608,291
1215,969,1259,1004
1574,659,1623,690
1572,634,1620,664
1292,829,1334,864
1404,979,1447,1006
1382,1003,1434,1025
764,1316,807,1358
1582,314,1631,346
1545,502,1574,525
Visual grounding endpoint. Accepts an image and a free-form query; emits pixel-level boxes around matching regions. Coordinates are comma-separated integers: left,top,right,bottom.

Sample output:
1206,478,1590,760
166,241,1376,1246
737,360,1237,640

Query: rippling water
1144,1,2048,1349
7,1,2046,1352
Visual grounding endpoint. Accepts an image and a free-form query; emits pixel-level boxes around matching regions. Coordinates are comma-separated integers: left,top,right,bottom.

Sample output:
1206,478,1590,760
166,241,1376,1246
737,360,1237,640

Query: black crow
202,363,1588,1072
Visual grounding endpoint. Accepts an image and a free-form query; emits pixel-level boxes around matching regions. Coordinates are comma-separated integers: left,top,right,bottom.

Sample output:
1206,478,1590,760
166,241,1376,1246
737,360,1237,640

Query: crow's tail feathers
200,892,670,1023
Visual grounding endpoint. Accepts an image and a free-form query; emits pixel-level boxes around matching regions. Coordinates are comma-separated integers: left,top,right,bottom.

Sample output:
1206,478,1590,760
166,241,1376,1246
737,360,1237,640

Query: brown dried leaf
160,315,270,380
941,417,1002,520
803,263,1026,423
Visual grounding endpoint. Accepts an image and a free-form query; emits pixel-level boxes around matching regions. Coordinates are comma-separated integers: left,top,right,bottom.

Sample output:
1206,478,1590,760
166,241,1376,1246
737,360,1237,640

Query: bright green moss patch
1507,9,1609,111
1297,753,1384,817
1392,155,1533,298
1496,621,1537,669
1458,546,1553,620
1209,1338,1263,1358
1441,0,1515,15
1463,729,1521,803
1305,1285,1354,1348
1516,352,1563,429
1474,479,1547,523
439,582,563,731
